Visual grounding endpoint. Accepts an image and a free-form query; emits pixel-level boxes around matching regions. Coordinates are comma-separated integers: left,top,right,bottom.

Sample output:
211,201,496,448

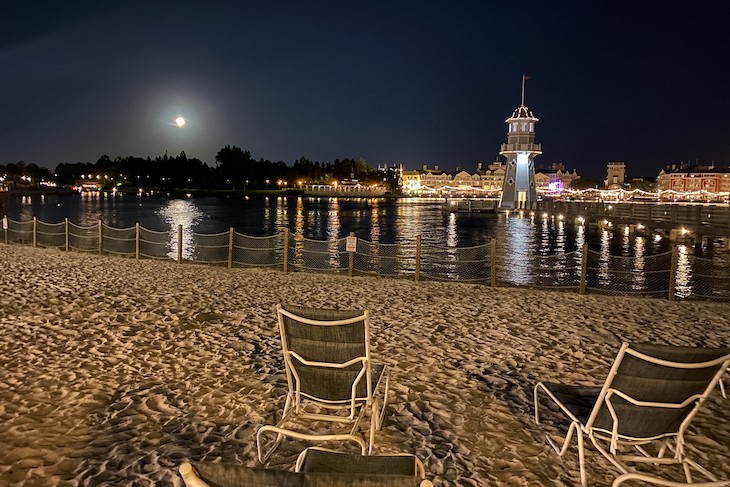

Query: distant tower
605,161,626,189
499,76,541,210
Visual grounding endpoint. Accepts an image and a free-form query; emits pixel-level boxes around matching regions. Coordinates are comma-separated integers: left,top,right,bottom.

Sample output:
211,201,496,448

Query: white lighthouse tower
499,77,541,210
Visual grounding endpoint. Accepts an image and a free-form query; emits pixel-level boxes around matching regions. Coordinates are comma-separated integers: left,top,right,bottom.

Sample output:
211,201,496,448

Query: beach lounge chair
256,304,390,463
179,447,432,486
534,342,730,487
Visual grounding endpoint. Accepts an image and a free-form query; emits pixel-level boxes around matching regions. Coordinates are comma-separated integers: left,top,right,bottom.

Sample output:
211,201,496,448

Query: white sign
2,217,7,230
346,235,357,252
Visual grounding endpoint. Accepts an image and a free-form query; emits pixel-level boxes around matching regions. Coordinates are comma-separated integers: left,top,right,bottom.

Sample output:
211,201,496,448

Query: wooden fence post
579,243,588,295
283,228,289,272
490,238,497,287
348,232,355,277
177,224,183,263
228,227,234,268
98,220,103,254
415,235,421,282
668,245,679,301
65,218,69,251
135,223,140,259
33,217,37,247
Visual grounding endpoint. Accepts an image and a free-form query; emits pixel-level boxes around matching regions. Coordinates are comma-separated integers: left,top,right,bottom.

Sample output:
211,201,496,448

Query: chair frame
257,305,391,463
612,472,730,486
534,342,730,486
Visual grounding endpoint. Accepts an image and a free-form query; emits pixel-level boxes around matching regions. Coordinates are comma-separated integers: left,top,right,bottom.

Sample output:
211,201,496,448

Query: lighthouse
499,77,541,210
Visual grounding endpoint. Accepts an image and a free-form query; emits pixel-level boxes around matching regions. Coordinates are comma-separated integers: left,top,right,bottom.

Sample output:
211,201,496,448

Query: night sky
2,1,729,179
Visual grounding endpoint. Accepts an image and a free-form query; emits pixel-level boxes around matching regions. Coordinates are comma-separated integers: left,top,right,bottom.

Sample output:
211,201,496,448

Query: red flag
523,75,531,81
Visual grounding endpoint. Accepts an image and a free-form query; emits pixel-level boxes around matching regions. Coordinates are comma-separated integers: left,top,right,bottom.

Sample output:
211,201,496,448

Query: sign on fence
346,235,357,252
2,217,7,230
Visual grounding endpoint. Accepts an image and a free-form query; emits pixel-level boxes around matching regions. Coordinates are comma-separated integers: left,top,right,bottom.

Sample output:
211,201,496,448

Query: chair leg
577,429,587,487
369,398,379,455
257,426,285,463
257,395,293,463
534,383,542,424
378,370,390,430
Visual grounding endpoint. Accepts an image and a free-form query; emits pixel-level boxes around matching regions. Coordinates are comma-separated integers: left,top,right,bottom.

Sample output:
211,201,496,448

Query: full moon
175,116,186,127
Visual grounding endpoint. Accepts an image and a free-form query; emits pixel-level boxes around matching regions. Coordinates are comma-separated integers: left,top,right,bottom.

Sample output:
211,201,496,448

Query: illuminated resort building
535,163,580,193
657,163,730,193
402,163,507,195
401,160,579,196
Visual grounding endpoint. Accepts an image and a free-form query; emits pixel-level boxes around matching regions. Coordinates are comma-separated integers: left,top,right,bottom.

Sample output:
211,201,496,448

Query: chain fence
233,233,284,268
421,243,491,283
682,255,730,301
586,250,672,297
36,220,66,249
103,224,136,256
353,240,413,277
2,217,728,302
69,221,98,253
191,231,229,265
7,219,33,245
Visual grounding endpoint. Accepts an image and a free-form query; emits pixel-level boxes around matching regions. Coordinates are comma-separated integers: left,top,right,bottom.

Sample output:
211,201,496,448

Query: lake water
3,192,728,299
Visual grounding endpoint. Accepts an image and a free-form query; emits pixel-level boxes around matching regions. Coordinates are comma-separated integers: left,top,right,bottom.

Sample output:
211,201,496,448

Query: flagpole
521,75,526,106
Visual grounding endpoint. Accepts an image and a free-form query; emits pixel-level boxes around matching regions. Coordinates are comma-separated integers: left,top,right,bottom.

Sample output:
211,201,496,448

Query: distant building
535,162,580,192
475,161,507,191
401,165,451,193
657,163,730,192
626,176,656,192
605,161,626,189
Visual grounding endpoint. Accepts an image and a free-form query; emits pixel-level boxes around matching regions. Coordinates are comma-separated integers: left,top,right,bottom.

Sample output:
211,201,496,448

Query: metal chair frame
534,342,730,486
257,305,390,463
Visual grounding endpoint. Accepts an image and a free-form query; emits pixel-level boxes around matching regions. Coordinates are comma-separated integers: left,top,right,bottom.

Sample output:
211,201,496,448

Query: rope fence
2,216,728,302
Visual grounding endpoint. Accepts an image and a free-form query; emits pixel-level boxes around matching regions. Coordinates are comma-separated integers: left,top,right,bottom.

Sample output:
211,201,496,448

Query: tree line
1,146,401,192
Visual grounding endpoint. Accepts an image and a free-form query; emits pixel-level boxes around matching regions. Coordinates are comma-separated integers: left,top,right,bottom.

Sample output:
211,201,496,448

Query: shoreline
0,245,728,486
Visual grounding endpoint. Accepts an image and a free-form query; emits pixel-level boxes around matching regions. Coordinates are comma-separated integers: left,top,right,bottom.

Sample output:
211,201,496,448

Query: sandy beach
0,244,728,486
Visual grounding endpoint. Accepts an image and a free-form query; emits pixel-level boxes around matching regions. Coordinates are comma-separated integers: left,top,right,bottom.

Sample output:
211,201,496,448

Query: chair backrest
586,342,730,440
277,304,371,403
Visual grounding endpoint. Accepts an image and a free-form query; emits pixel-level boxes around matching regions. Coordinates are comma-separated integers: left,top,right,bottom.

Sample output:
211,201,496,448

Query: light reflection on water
501,215,533,285
159,199,202,260
598,229,612,286
632,236,646,290
675,245,692,298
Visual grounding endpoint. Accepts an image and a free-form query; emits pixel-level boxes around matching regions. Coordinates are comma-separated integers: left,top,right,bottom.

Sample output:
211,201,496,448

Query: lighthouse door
517,191,527,209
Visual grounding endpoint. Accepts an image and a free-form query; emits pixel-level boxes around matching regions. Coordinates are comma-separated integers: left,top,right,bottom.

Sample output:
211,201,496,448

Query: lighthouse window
529,122,534,131
521,122,526,131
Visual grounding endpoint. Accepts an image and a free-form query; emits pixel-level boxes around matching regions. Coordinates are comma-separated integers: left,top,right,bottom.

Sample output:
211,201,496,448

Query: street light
245,180,249,191
265,179,270,190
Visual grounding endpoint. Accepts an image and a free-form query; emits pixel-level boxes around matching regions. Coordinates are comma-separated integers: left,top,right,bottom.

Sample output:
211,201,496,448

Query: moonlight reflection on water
160,199,202,260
